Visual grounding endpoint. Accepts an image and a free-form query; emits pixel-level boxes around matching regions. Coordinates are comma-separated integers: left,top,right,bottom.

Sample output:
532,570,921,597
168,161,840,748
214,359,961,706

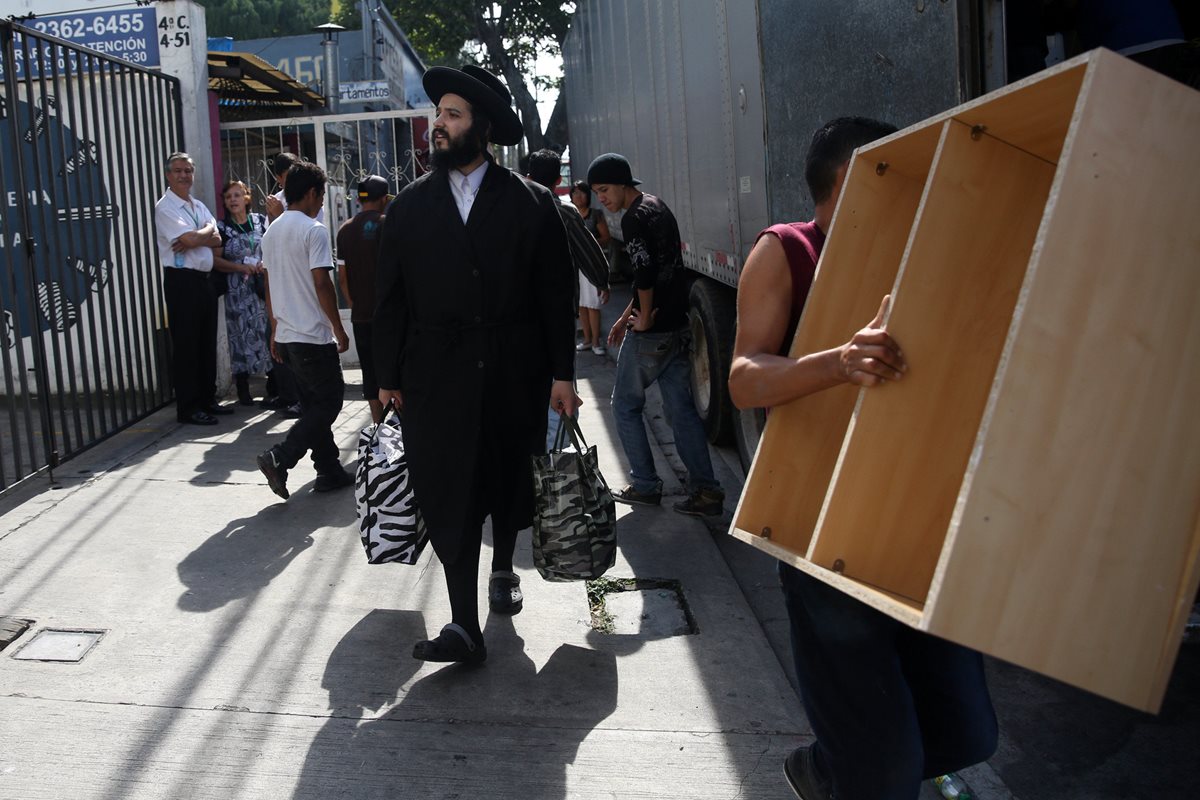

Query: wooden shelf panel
730,49,1200,712
809,120,1057,602
732,124,939,556
924,51,1200,712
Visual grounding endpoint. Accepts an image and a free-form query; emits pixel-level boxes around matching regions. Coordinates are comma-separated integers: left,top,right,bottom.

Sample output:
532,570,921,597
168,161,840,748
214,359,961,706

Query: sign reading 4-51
157,13,191,51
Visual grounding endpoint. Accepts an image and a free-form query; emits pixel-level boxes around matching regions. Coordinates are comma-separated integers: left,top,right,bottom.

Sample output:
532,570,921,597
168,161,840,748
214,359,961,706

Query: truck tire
687,278,736,445
734,406,766,473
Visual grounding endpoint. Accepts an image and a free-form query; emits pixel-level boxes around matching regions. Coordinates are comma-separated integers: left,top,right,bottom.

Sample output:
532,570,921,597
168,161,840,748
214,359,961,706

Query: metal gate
218,108,434,242
0,22,183,493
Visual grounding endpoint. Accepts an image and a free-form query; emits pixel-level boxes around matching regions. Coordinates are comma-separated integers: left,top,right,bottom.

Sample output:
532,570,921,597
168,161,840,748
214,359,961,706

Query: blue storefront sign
5,7,159,77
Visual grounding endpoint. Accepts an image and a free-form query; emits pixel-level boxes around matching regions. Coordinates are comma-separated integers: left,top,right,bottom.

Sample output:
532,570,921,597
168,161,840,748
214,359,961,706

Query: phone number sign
22,8,159,70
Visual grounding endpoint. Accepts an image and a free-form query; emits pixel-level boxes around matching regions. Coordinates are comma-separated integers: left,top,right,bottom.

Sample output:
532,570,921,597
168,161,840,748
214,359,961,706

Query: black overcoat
373,161,575,563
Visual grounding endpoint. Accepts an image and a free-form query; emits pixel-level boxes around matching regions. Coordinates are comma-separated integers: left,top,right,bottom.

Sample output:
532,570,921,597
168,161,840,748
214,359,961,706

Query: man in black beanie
374,65,579,664
589,152,724,519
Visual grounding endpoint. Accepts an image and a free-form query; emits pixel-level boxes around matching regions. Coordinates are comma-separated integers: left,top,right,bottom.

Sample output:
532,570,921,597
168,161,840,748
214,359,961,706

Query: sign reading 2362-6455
22,8,160,70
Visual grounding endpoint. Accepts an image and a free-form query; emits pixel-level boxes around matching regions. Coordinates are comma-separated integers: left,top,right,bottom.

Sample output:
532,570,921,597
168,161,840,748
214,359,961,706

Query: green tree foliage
376,1,575,152
200,0,334,41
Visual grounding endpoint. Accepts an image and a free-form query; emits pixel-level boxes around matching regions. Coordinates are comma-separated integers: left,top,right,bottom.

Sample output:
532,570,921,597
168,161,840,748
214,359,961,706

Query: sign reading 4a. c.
158,14,191,50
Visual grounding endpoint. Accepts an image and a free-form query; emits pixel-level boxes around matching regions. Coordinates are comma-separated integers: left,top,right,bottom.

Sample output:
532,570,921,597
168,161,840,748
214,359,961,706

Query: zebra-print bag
354,406,428,565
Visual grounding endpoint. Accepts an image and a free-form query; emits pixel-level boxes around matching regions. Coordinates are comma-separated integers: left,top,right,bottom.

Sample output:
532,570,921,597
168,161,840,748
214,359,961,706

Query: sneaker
614,484,662,506
673,487,725,517
591,344,607,356
575,341,590,351
313,467,354,492
256,449,289,499
783,744,832,800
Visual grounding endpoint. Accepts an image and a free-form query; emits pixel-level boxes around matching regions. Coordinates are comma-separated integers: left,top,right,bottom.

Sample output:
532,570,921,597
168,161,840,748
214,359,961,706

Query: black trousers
164,268,217,419
274,341,344,474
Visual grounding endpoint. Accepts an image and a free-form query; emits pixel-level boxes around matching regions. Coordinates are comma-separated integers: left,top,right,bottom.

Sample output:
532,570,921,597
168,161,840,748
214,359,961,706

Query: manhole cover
11,629,105,662
586,577,698,636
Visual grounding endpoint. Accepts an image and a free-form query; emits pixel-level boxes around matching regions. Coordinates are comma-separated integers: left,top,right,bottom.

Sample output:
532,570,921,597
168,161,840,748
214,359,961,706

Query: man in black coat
374,65,580,664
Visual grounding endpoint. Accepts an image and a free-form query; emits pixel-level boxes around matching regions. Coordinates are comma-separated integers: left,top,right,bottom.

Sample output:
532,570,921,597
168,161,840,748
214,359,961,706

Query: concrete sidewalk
0,342,808,799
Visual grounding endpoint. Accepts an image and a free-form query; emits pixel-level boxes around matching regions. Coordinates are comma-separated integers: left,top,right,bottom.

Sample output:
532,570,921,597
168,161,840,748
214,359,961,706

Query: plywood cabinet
730,49,1200,713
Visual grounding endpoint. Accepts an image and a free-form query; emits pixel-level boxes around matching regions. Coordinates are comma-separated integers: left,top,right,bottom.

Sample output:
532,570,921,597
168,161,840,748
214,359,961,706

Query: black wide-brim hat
423,65,525,147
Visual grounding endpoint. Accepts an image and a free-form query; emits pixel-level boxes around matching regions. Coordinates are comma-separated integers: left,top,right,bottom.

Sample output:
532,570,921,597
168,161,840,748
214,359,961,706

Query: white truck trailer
563,0,1011,467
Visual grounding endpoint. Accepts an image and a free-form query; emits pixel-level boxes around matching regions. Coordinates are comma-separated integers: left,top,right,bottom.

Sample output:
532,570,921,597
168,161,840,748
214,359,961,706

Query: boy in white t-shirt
256,161,351,499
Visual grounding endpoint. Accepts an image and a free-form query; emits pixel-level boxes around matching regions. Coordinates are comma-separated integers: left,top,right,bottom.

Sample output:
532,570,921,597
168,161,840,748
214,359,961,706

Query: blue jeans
780,564,998,800
274,341,345,475
611,329,719,495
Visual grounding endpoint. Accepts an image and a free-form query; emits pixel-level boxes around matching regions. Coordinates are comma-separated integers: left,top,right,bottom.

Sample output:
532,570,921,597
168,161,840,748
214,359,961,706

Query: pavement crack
731,735,773,799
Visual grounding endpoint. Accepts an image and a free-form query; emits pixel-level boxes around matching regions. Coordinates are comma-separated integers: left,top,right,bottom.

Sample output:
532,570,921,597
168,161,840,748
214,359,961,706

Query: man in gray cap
374,65,579,664
337,175,390,423
589,152,724,518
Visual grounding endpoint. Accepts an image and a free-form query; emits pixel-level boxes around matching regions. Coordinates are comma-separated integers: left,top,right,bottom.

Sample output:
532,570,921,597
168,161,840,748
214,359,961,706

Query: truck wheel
734,406,766,473
687,278,735,445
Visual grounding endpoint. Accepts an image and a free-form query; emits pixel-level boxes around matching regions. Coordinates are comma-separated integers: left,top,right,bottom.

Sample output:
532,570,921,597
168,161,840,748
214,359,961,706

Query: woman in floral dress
213,181,272,405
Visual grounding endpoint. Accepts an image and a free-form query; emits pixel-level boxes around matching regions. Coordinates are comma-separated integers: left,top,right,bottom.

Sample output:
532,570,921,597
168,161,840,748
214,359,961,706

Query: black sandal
412,623,486,664
488,570,523,615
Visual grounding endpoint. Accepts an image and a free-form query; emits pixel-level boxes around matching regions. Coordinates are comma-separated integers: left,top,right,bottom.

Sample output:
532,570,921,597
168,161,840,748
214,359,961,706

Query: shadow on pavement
177,494,356,612
292,611,618,800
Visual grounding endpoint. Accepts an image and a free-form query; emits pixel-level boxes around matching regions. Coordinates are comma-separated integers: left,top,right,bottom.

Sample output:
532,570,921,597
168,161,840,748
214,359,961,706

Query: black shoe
783,744,832,800
313,467,353,492
256,449,289,499
204,403,235,415
673,487,725,517
236,375,254,406
259,395,285,410
412,624,486,664
179,410,218,425
614,484,662,506
488,571,523,614
277,402,302,419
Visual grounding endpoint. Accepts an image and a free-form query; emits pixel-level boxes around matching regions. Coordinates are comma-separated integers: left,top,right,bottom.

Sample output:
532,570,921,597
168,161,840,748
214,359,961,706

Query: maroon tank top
755,221,826,355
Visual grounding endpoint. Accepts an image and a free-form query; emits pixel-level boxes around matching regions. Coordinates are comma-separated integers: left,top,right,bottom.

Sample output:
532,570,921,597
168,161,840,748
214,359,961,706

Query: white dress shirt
154,191,216,271
449,160,488,224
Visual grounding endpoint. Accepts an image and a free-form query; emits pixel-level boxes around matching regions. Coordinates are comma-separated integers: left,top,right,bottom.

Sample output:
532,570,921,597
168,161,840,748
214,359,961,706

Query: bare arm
264,272,281,363
175,221,221,249
728,233,906,410
265,194,284,222
212,253,250,274
629,287,656,331
337,262,352,311
607,298,635,347
595,214,611,247
312,268,349,353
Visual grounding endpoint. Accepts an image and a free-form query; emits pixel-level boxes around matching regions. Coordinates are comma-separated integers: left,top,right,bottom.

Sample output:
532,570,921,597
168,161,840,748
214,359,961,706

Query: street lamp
314,22,346,113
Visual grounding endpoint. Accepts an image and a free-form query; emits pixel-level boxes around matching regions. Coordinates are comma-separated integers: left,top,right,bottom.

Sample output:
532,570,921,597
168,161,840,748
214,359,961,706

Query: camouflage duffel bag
531,413,617,581
354,403,428,565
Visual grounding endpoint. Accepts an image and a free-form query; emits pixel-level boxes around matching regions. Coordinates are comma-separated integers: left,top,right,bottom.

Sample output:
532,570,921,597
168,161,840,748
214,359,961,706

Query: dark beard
430,131,482,170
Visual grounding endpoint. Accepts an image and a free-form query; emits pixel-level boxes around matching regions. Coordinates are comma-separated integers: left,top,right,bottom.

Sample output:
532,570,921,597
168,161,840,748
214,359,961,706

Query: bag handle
368,398,402,445
552,410,592,453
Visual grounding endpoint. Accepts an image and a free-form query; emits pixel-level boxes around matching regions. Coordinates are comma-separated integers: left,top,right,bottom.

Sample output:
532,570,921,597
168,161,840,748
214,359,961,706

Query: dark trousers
443,519,518,642
274,341,344,474
164,268,217,419
780,564,998,800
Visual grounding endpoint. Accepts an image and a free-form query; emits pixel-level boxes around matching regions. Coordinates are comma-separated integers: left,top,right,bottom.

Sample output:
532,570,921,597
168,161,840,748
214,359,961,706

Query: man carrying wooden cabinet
728,117,998,800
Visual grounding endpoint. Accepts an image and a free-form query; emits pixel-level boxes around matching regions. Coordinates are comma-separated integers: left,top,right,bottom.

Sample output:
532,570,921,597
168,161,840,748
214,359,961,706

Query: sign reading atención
22,8,160,69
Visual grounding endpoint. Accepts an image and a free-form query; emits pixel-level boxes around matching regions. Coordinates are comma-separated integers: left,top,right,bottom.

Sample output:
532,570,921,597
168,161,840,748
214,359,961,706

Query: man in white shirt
256,161,352,499
154,152,229,425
